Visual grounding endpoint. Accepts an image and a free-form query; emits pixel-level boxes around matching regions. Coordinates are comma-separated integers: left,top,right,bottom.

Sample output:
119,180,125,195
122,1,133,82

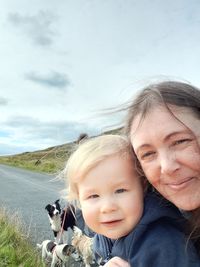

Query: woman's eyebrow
163,130,190,142
135,131,190,153
135,144,151,154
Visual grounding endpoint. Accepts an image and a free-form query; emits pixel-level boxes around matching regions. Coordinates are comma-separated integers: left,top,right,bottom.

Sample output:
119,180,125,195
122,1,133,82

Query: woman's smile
165,177,196,191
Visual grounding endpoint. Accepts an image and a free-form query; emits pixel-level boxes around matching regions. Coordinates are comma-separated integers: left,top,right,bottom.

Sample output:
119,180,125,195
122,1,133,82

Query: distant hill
0,128,121,174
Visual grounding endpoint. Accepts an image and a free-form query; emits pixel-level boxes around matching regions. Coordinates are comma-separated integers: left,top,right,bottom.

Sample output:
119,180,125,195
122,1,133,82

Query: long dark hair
124,80,200,253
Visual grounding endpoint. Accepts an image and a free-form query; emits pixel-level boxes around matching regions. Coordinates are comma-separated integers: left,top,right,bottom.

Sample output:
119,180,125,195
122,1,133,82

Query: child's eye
115,188,127,194
88,194,99,199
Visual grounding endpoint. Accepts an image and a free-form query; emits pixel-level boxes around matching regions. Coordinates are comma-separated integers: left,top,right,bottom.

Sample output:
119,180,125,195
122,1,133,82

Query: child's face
78,154,144,239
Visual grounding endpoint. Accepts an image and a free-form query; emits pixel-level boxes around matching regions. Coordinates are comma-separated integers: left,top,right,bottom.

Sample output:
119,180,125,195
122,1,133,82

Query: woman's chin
168,196,200,211
157,181,200,211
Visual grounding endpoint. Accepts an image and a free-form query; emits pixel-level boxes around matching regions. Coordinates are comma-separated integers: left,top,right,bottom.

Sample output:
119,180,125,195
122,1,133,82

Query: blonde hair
64,134,135,201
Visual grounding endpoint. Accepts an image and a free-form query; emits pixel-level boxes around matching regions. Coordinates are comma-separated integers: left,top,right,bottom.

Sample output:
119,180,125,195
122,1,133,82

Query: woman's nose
160,152,180,175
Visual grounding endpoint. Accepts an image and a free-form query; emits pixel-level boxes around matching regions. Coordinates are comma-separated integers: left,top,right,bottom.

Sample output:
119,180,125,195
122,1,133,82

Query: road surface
0,164,66,244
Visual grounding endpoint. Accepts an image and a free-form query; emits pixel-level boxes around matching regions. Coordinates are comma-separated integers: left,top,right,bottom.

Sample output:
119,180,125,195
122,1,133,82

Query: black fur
45,199,61,217
45,200,77,240
46,241,56,253
61,204,76,231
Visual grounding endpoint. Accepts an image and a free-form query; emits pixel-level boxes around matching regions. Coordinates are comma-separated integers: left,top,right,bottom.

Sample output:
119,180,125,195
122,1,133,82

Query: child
64,134,200,267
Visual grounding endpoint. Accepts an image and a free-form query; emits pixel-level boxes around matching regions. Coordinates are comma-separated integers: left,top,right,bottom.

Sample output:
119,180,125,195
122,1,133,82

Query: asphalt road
0,164,66,245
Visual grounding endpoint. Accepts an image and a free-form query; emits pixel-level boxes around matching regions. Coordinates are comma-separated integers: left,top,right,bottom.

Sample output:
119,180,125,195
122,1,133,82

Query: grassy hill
0,142,74,174
0,128,121,174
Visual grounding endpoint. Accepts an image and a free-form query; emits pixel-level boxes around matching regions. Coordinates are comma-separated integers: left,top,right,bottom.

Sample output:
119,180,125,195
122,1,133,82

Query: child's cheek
81,202,98,232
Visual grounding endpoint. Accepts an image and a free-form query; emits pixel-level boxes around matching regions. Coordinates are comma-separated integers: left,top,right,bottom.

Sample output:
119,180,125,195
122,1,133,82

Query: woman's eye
115,188,127,194
141,151,155,160
173,138,191,146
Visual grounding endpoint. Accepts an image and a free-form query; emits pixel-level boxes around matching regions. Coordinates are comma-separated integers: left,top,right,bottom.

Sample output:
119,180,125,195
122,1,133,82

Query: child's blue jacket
93,192,200,267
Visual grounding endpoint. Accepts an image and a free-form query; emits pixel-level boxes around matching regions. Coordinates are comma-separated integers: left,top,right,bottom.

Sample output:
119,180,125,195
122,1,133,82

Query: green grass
0,207,44,267
0,208,89,267
0,128,121,174
0,143,75,174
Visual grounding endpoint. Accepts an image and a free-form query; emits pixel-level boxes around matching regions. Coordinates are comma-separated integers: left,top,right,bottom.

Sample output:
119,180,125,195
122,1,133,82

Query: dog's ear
63,244,75,256
45,204,51,211
55,199,60,204
73,226,82,238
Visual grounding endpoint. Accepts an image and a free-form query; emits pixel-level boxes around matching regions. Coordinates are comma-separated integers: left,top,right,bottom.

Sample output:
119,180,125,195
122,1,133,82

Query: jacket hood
93,192,186,263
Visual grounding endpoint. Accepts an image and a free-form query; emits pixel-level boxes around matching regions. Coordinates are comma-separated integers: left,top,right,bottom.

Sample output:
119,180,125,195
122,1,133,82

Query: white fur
37,240,54,263
47,213,67,244
48,214,61,233
51,244,79,267
72,226,94,267
37,239,79,267
46,202,76,244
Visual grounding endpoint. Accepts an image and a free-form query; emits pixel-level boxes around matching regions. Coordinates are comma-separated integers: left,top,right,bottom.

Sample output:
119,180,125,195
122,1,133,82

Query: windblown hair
64,134,135,201
124,81,200,137
124,80,200,254
188,208,200,255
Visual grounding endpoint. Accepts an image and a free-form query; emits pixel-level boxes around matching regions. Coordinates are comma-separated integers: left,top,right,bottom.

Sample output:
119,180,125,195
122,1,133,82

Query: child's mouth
101,219,122,227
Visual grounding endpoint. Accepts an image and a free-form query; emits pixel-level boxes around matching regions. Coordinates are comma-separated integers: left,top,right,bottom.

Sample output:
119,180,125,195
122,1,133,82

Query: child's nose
100,197,117,213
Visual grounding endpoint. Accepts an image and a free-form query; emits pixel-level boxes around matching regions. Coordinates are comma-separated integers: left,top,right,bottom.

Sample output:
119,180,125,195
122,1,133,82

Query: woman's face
130,105,200,211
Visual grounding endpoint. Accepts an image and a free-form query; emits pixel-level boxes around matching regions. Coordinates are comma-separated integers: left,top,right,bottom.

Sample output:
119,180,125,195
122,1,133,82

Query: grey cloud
8,10,57,46
0,97,8,106
6,116,39,128
0,143,34,156
25,71,70,89
5,116,99,145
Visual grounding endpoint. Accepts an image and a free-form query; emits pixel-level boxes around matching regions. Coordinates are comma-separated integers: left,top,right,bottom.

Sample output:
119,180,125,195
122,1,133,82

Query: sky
1,0,200,155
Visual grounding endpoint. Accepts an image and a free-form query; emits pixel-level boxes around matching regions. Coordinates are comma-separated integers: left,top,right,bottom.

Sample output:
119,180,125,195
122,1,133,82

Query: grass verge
0,207,44,267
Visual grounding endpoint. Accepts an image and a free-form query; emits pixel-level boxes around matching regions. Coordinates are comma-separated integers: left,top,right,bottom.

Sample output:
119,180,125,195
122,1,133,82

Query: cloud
3,115,99,147
0,97,8,106
0,143,32,156
25,71,70,89
8,10,57,46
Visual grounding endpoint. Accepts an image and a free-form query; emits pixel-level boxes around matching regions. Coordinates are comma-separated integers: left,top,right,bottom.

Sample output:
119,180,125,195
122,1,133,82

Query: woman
97,81,200,267
124,80,200,254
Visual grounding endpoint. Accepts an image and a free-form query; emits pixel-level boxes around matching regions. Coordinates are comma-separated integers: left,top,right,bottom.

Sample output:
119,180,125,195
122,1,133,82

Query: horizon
1,0,200,155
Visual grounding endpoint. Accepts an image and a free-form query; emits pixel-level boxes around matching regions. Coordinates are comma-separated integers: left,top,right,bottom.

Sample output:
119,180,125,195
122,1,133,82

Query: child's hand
103,256,130,267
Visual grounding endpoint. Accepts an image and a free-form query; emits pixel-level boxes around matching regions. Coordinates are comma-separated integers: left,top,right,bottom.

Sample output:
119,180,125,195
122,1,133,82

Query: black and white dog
45,199,77,244
37,239,79,267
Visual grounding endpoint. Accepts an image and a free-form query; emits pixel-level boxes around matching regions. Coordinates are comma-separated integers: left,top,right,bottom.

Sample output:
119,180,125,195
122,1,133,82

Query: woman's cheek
188,147,200,171
142,163,159,186
177,144,200,172
197,136,200,147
